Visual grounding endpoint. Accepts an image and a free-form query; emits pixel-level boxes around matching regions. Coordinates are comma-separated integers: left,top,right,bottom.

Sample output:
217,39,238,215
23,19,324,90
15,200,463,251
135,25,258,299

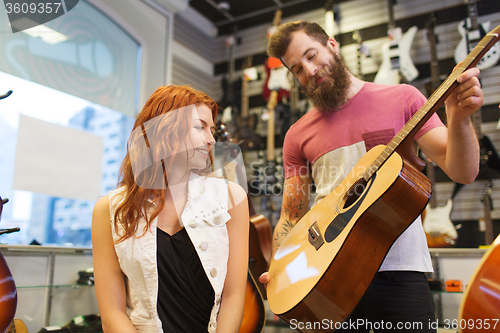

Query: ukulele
0,197,17,333
374,0,419,85
266,24,500,332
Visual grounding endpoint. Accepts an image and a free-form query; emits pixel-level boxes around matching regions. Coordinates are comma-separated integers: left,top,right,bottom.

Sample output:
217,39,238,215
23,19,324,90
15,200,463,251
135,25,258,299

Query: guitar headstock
480,180,493,203
215,121,231,143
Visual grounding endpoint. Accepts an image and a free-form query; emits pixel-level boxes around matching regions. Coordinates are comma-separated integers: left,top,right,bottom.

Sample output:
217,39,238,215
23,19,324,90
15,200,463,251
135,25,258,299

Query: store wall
208,0,500,247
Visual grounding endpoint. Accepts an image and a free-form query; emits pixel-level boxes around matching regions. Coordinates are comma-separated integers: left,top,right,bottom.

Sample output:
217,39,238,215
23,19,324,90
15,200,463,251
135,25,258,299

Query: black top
157,227,215,332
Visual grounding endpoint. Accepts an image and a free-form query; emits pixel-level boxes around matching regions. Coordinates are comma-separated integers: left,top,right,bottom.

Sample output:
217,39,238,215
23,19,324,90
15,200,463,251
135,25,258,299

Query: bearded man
260,20,482,332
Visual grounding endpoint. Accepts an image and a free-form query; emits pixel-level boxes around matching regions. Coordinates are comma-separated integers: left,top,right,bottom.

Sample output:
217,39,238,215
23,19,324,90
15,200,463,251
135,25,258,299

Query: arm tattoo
273,176,307,249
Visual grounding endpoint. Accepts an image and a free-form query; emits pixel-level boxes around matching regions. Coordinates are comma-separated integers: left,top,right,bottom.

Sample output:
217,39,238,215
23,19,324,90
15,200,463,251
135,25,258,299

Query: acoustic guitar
214,123,268,333
7,319,28,333
458,234,500,332
266,25,500,332
0,196,17,333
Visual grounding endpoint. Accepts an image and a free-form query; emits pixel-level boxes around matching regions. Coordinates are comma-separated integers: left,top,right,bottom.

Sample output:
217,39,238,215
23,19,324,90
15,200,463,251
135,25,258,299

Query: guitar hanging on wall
454,0,500,70
234,56,261,152
374,0,419,85
266,24,500,333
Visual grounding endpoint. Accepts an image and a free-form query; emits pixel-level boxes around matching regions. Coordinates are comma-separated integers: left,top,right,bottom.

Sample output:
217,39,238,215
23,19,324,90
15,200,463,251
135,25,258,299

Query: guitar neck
427,14,440,92
467,0,480,32
266,91,277,162
365,25,500,180
426,159,438,208
241,75,249,118
387,0,396,31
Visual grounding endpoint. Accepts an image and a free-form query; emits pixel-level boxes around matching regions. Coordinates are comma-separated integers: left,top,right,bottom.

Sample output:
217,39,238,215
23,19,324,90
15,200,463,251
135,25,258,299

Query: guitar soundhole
343,178,368,209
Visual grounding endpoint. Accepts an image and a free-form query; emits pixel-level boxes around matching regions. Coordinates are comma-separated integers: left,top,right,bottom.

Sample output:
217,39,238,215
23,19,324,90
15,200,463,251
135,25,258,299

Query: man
259,20,482,332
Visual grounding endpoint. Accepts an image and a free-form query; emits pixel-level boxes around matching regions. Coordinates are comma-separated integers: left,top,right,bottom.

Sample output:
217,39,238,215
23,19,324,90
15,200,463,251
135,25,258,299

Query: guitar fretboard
364,26,500,181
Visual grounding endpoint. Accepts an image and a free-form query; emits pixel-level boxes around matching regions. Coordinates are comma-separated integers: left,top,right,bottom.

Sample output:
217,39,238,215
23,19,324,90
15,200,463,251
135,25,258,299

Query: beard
304,50,351,113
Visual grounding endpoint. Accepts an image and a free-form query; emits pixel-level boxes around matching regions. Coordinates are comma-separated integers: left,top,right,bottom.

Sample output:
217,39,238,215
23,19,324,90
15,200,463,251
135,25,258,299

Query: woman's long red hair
114,85,217,243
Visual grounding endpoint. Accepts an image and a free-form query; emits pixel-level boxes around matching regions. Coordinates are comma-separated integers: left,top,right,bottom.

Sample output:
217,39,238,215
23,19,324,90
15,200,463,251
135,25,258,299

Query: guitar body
267,146,430,332
7,319,28,333
458,234,500,331
455,18,500,70
424,199,457,248
374,26,419,85
249,214,272,299
239,272,266,333
0,253,17,333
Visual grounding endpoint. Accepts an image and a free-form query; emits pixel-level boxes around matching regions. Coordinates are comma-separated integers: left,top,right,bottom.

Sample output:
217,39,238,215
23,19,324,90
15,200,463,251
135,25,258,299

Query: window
0,1,139,247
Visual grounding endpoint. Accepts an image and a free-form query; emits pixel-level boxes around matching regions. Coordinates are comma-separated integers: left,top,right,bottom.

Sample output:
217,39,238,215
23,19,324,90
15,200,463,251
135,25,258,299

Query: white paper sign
13,115,104,200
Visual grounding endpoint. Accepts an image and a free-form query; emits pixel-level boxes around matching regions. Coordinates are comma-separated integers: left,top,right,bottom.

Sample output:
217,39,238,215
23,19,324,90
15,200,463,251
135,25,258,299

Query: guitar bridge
308,222,324,251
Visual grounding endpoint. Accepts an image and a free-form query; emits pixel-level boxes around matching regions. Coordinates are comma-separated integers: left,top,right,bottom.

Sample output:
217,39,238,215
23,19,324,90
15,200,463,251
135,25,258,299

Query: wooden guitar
214,123,268,333
253,91,284,195
458,233,500,332
374,0,419,85
7,319,28,333
266,25,500,332
0,197,17,333
455,0,500,70
234,56,261,152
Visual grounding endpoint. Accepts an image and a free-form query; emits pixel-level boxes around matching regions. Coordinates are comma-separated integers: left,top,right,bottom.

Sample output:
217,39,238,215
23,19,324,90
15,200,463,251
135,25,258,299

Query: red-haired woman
92,85,249,333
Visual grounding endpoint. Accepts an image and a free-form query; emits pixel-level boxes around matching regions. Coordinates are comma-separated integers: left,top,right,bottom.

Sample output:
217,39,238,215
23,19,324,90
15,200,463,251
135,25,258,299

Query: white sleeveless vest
109,173,230,333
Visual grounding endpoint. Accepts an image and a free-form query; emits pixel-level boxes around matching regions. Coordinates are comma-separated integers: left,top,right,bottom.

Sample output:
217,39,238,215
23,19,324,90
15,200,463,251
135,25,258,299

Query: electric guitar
455,0,500,70
253,91,284,196
266,25,500,332
234,56,261,152
480,180,495,246
374,0,419,85
458,234,500,332
353,30,364,80
262,9,290,103
423,157,458,248
0,197,17,333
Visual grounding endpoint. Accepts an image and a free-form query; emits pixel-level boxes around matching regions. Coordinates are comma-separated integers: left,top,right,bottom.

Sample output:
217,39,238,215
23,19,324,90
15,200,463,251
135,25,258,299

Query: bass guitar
374,0,418,85
266,25,500,332
458,234,500,332
455,0,500,70
0,197,17,333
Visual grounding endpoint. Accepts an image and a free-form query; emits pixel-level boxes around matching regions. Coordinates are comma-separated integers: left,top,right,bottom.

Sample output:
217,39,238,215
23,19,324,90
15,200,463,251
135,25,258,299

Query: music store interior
0,0,499,332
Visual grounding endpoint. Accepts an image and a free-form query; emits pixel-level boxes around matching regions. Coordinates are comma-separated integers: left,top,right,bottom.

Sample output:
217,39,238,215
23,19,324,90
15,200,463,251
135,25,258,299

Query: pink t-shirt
283,82,444,272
